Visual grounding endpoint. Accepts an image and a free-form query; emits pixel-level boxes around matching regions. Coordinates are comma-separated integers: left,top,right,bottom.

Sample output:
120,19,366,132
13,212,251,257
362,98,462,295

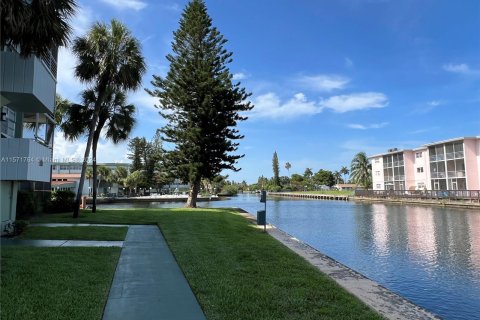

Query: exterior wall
369,137,479,191
0,181,18,234
371,156,384,190
404,151,416,190
413,148,429,190
0,139,52,182
464,139,480,189
1,50,55,114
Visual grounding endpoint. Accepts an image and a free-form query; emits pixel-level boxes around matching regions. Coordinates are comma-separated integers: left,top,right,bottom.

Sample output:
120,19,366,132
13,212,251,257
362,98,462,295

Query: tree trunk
73,110,100,218
185,179,201,208
73,88,107,218
91,116,106,213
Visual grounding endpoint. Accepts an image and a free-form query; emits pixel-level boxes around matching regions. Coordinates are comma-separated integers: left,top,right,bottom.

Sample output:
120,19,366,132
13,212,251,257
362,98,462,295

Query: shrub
220,184,240,196
3,220,29,237
16,191,36,218
46,190,75,213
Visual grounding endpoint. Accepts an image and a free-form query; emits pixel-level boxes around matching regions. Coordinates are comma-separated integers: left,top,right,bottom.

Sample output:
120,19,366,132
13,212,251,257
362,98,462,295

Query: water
99,194,480,320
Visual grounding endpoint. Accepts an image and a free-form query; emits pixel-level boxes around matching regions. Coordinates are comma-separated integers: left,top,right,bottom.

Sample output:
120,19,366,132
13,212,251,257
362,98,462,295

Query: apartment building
51,162,132,196
370,137,480,191
1,46,57,231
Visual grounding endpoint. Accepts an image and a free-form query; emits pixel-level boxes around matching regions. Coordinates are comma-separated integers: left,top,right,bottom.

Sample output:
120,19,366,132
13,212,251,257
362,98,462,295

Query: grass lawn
31,208,382,320
1,247,120,320
20,226,128,240
291,190,354,196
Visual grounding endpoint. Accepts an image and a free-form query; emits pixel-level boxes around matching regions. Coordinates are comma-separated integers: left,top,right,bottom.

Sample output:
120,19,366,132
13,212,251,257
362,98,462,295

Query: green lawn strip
156,209,382,320
20,226,128,241
30,209,162,224
29,208,382,319
1,247,120,320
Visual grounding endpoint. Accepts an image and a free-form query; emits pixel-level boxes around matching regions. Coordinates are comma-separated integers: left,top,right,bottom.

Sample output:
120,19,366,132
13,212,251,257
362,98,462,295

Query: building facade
51,162,132,197
1,46,57,231
370,137,480,191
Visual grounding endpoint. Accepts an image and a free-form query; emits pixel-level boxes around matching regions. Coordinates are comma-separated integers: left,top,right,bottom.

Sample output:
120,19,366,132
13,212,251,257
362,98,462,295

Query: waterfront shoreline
233,207,440,320
268,192,480,209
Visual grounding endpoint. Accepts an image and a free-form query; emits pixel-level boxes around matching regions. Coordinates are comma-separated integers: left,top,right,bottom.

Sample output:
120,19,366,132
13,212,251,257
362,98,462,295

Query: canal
99,194,480,320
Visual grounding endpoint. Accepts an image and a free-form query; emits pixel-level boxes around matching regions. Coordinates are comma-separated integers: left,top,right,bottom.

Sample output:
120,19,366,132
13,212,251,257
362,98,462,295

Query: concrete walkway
29,223,127,227
1,239,124,247
102,225,206,320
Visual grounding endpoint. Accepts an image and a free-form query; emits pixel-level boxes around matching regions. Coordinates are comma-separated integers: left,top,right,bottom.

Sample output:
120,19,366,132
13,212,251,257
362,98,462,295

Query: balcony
0,138,52,182
0,49,56,114
394,175,405,181
430,154,445,162
431,172,447,179
447,171,466,178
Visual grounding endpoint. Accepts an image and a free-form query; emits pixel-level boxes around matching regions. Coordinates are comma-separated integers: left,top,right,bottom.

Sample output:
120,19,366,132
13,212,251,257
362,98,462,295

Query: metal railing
355,189,480,201
40,49,57,78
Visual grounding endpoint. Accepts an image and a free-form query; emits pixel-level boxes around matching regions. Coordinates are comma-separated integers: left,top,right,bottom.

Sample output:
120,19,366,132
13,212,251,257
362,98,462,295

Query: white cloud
443,63,470,73
249,92,322,120
428,100,441,106
347,122,389,130
53,132,130,163
232,72,248,80
320,92,388,113
100,0,147,11
344,57,354,68
442,63,480,76
297,74,350,92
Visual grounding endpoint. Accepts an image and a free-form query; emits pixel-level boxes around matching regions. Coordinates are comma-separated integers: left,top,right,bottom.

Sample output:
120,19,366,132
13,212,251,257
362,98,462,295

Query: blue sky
54,0,480,183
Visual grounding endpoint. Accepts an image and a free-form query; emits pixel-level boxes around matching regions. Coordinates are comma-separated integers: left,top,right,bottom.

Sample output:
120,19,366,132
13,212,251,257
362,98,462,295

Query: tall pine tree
147,0,253,207
272,151,280,186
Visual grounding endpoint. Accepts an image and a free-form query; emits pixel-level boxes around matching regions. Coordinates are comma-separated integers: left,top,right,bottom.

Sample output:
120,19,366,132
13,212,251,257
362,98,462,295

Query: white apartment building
1,46,57,231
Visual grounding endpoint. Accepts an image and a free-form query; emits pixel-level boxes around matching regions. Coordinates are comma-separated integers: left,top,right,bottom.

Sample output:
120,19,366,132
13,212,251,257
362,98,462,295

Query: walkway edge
268,226,439,320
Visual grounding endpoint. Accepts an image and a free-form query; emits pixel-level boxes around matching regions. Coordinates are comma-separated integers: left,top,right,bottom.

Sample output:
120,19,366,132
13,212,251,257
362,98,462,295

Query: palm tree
70,19,146,218
1,0,77,57
85,168,93,196
350,152,372,189
61,88,137,211
340,166,349,183
333,171,342,185
285,162,291,175
97,166,111,195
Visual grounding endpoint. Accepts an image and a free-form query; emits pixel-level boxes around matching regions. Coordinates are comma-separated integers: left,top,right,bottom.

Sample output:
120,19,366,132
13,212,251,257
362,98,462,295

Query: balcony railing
385,176,394,182
455,151,464,158
393,161,404,167
40,49,57,79
431,172,447,179
355,189,480,201
447,171,466,178
430,154,445,162
394,175,405,181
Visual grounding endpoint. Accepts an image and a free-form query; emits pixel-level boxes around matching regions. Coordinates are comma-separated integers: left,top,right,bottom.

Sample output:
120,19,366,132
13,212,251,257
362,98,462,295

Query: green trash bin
257,210,266,225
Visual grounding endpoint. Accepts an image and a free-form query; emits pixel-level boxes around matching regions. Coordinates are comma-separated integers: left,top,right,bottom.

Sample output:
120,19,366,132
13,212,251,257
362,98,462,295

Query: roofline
368,136,480,158
421,136,479,147
53,162,131,166
368,149,411,159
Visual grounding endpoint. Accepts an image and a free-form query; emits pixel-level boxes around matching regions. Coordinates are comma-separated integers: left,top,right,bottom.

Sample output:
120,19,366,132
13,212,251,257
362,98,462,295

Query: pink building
370,137,480,191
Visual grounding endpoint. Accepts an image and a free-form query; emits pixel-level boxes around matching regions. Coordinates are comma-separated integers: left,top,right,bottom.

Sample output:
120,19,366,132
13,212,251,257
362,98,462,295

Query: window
376,184,381,189
375,171,380,176
417,167,424,173
417,182,425,189
415,152,422,158
375,158,379,163
1,106,16,137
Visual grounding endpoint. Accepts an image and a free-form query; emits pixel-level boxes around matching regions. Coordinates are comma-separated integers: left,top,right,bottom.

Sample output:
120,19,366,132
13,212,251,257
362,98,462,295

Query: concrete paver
102,225,206,320
29,223,127,227
1,239,123,247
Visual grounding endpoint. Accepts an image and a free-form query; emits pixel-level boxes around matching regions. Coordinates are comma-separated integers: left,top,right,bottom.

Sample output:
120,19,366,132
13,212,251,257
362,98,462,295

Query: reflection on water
99,194,480,320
